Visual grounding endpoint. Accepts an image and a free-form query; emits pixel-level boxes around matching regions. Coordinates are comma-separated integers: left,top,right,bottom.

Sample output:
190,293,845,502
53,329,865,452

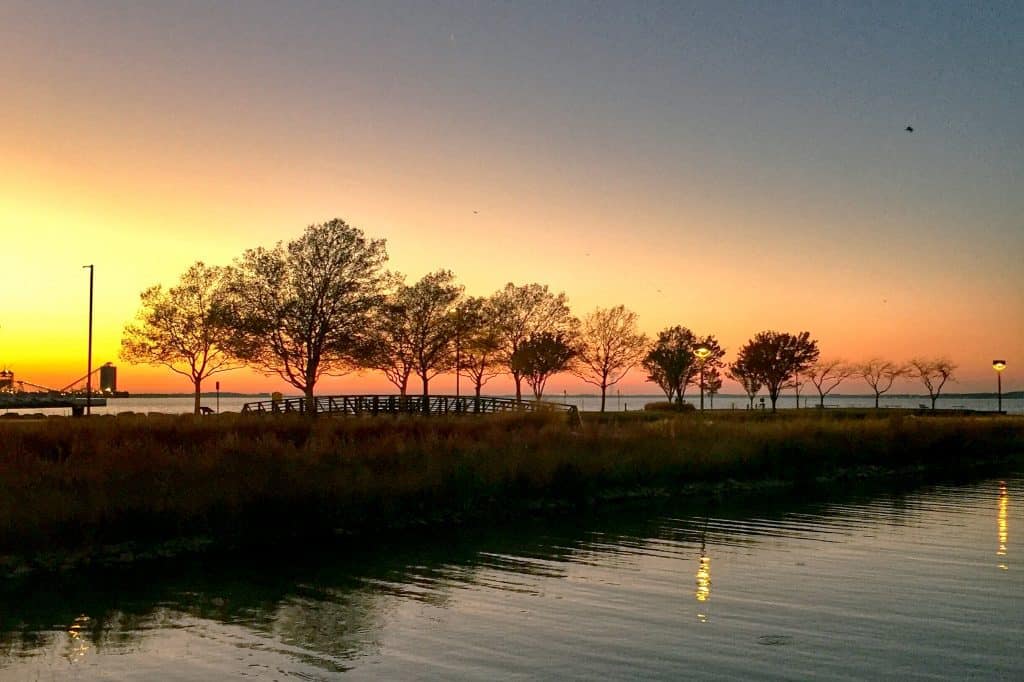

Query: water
1,474,1020,680
4,394,1022,416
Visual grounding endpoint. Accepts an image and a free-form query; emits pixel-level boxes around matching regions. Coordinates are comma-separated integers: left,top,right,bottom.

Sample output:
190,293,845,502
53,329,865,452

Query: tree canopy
121,262,239,414
490,283,576,402
574,305,648,412
510,332,576,401
734,331,819,411
224,219,388,411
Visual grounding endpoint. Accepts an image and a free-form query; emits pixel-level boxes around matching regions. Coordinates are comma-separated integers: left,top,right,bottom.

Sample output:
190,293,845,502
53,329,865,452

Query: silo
100,363,117,393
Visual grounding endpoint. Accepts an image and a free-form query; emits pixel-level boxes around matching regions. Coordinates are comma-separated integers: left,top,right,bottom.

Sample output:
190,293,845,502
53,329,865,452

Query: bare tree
805,359,856,408
734,331,820,412
728,358,762,409
573,305,649,412
224,219,388,412
121,262,239,415
457,296,504,398
909,358,957,409
510,332,576,401
490,283,576,402
859,358,908,409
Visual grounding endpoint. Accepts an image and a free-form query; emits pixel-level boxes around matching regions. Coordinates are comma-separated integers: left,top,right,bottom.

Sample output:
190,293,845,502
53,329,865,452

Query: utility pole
83,265,94,416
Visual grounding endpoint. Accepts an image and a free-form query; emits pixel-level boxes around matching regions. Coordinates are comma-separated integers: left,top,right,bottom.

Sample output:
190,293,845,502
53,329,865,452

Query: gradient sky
1,0,1021,395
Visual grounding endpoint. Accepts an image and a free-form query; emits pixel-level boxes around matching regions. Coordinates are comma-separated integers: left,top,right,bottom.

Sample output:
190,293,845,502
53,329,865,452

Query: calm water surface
1,474,1020,680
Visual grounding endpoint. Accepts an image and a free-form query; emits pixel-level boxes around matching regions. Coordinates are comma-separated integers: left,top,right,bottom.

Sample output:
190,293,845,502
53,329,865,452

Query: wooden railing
241,394,580,422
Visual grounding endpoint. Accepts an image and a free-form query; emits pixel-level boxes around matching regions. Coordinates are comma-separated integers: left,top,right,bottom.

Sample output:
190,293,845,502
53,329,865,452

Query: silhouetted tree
642,327,724,405
456,296,503,398
121,262,239,415
734,331,819,412
365,275,416,395
510,332,576,401
490,283,576,402
642,326,697,404
806,359,855,408
909,357,957,409
859,358,908,409
574,305,649,412
728,358,762,409
704,365,723,408
691,334,726,399
224,219,387,412
404,270,463,397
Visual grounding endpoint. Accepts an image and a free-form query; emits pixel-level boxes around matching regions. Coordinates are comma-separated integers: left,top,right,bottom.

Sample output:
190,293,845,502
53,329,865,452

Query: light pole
993,360,1006,414
695,345,711,412
83,264,94,416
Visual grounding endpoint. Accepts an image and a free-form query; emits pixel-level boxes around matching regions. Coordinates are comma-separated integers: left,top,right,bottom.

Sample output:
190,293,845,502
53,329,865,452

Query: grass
0,410,1021,560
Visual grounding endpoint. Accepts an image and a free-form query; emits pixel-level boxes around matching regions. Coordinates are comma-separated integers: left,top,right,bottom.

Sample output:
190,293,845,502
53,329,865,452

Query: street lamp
993,360,1006,414
694,345,711,412
83,264,94,416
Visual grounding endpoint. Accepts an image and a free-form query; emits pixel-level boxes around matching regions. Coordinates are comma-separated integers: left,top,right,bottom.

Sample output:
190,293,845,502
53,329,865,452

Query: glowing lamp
992,360,1007,414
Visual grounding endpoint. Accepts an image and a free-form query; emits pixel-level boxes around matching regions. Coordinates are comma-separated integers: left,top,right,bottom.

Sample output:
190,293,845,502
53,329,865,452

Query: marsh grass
0,411,1021,555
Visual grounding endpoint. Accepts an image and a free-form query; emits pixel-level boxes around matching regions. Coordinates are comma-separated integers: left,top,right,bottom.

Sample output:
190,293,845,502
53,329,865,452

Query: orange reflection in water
997,482,1008,570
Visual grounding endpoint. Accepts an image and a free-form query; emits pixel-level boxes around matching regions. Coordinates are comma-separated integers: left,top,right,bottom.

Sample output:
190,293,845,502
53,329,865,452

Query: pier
242,394,580,422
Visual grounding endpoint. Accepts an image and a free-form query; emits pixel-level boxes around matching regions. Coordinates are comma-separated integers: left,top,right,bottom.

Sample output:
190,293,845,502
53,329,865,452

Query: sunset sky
1,1,1021,395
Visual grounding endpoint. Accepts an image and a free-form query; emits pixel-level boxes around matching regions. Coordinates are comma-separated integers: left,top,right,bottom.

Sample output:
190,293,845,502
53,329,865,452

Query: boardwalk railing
241,394,580,422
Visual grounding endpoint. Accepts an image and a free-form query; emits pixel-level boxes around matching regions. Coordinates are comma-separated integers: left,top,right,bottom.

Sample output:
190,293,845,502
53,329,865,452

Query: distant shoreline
117,391,1023,400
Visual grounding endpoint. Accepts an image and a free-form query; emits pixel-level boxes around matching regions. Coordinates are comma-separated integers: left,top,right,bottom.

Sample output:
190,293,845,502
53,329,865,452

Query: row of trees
122,220,651,413
121,219,956,415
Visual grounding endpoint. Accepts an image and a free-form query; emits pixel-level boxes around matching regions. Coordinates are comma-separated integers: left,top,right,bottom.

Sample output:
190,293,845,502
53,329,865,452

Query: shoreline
1,411,1022,578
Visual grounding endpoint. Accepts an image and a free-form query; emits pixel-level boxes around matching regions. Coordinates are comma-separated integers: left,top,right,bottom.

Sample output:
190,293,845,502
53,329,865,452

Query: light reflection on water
1,474,1021,680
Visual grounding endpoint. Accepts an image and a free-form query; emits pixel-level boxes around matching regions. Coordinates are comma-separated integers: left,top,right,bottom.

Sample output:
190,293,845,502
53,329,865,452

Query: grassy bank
1,411,1021,564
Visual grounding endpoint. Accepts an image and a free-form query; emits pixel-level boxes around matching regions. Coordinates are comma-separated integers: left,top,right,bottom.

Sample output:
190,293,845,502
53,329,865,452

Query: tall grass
0,412,1020,555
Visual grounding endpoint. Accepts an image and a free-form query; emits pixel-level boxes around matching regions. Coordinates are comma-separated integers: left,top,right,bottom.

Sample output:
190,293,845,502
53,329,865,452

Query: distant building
100,363,117,393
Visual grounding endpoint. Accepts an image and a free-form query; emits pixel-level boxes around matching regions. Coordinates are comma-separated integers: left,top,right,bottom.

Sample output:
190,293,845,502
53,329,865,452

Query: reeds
0,412,1020,555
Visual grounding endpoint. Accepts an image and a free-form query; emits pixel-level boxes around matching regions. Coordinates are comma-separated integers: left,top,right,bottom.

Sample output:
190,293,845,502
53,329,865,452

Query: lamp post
694,345,711,412
993,360,1006,414
83,264,94,416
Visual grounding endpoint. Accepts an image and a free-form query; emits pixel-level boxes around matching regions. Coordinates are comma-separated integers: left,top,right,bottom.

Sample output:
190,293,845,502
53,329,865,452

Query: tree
364,275,416,396
704,366,723,408
490,283,577,402
510,332,576,401
224,219,388,412
691,334,726,403
805,359,856,408
909,358,957,409
728,358,762,409
859,358,908,409
573,305,649,412
121,262,239,415
734,331,820,412
403,270,463,397
642,326,697,404
456,296,504,398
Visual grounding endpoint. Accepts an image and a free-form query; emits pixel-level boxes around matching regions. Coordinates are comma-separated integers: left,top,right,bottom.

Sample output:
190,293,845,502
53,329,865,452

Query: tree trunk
770,392,778,412
514,374,523,403
600,386,607,412
874,392,880,409
931,395,937,409
819,393,825,408
304,386,316,415
193,377,202,415
421,374,429,398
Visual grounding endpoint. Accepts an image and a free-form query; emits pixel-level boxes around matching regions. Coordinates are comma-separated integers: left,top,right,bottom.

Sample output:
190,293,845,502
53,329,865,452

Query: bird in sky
905,126,914,132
